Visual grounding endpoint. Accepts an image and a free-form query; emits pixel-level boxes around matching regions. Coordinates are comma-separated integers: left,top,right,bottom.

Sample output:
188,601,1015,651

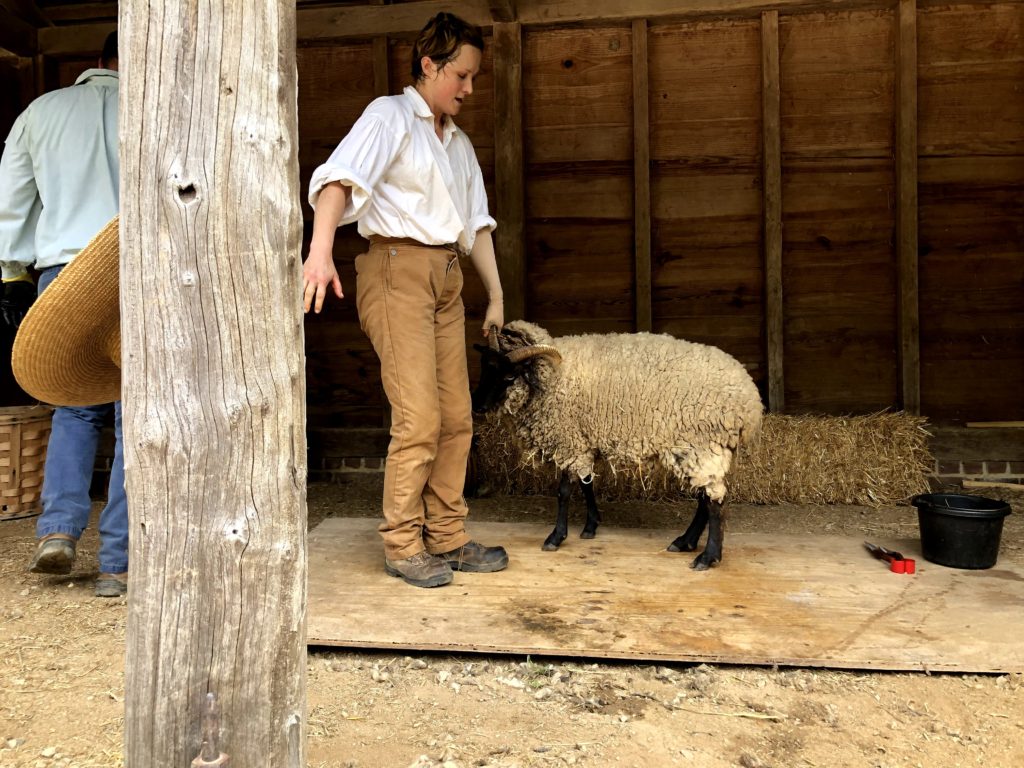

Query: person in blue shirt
0,31,127,598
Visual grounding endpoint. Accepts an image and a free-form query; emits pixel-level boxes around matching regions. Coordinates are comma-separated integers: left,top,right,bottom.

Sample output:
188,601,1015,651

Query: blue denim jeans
35,265,128,574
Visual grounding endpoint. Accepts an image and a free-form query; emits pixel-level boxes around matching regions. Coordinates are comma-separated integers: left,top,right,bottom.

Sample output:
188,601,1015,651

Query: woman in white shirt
303,13,508,588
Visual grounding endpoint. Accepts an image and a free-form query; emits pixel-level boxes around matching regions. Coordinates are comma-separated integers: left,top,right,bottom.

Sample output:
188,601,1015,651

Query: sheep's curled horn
506,345,563,365
488,324,500,352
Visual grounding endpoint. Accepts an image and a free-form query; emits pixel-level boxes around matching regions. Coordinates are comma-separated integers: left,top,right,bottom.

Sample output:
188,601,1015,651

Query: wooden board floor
308,518,1024,673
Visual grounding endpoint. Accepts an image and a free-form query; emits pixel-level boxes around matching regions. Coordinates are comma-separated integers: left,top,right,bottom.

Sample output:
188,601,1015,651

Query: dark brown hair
100,31,118,67
410,13,484,82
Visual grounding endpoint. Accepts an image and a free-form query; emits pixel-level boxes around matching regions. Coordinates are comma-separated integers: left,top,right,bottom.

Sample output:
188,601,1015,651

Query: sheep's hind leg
542,471,573,551
691,498,724,570
667,490,710,552
579,476,600,539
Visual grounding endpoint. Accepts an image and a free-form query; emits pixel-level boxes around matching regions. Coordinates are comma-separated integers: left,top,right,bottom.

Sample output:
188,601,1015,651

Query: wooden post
632,18,652,333
33,54,52,98
896,0,921,414
119,2,307,766
761,10,785,413
372,0,389,97
493,21,526,322
372,0,391,429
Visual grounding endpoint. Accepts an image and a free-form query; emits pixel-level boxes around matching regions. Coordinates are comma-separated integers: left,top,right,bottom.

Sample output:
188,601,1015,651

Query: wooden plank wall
779,9,898,414
523,25,637,336
296,42,383,427
649,19,766,389
16,1,1023,427
916,3,1024,421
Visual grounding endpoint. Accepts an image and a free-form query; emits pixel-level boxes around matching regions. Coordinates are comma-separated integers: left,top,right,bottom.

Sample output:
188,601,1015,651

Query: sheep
472,321,763,570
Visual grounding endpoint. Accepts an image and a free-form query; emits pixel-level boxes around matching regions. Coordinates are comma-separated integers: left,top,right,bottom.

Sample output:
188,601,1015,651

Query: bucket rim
912,492,1012,519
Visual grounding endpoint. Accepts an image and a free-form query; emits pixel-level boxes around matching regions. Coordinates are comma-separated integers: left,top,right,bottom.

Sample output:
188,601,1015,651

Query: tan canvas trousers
355,238,474,560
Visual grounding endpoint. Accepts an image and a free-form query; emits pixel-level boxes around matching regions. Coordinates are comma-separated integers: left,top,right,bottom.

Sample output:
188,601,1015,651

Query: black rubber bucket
911,493,1012,569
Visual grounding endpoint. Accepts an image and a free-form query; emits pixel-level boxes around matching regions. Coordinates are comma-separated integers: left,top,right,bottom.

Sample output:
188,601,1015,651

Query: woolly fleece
494,321,763,502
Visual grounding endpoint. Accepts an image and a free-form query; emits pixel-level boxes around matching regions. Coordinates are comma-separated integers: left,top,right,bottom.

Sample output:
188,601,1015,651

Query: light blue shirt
0,68,119,281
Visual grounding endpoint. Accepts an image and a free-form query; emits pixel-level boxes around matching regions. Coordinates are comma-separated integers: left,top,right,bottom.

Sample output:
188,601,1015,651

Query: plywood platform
308,518,1024,673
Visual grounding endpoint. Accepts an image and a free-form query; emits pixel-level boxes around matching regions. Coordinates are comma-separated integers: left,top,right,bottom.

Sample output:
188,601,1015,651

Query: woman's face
419,44,482,121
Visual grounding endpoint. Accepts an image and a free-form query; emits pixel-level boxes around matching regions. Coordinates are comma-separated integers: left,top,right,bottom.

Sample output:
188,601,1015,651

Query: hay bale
471,411,933,506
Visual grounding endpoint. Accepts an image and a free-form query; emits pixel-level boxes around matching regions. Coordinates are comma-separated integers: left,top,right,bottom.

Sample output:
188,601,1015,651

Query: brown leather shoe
29,533,77,575
95,572,128,598
439,541,509,573
384,551,453,588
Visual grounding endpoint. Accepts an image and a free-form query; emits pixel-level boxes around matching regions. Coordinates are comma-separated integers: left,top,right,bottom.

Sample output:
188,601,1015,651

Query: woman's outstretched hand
302,246,343,314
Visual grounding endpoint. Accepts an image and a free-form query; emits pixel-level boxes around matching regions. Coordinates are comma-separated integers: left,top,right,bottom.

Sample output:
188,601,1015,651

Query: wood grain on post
493,21,526,322
896,0,921,414
761,10,784,413
119,1,307,765
633,19,652,334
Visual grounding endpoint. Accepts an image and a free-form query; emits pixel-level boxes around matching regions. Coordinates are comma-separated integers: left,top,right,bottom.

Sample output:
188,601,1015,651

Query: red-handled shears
864,542,916,574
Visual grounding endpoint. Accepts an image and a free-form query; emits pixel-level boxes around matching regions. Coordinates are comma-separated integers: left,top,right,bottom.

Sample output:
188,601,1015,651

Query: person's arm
468,228,503,338
0,115,41,282
303,105,403,314
302,181,350,314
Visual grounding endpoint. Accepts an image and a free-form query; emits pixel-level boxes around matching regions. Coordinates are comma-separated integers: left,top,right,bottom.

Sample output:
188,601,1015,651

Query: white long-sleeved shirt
0,69,119,280
308,85,495,256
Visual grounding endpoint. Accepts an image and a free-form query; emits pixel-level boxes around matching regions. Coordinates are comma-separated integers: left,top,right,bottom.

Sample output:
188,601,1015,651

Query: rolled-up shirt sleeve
308,106,404,226
466,149,496,237
0,116,42,280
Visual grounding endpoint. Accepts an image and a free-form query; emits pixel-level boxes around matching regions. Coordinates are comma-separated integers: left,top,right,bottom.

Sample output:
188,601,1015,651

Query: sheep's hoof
690,552,720,570
580,529,597,540
667,536,698,552
541,535,564,551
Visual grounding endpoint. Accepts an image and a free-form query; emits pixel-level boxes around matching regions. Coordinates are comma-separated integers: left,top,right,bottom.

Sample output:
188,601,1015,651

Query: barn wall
649,19,765,380
779,9,898,414
523,25,637,337
285,2,1021,428
916,3,1024,421
7,0,1023,433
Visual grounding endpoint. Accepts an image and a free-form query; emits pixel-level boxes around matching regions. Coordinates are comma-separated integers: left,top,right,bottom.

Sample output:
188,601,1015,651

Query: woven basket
0,405,53,521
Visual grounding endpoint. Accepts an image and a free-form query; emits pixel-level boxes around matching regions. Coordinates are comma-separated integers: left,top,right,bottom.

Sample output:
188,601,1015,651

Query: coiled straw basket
0,405,52,521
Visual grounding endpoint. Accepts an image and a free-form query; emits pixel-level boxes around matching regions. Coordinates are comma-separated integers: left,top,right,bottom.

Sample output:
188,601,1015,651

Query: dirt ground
2,476,1023,768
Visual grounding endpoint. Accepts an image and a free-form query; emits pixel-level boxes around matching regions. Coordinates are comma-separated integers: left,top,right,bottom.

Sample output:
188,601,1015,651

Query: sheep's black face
471,346,520,414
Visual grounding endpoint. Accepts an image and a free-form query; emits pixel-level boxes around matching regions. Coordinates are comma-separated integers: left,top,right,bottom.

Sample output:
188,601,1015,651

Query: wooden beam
962,480,1024,492
493,22,526,322
371,0,389,97
0,0,53,27
632,19,652,333
761,10,784,413
896,0,920,415
29,2,115,23
373,36,389,96
37,0,1024,53
38,22,113,57
519,0,905,25
120,0,306,765
489,0,518,22
33,53,53,97
298,0,493,41
0,6,37,58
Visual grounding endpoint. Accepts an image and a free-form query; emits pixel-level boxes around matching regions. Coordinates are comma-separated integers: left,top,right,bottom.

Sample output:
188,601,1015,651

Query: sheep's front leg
579,476,600,539
691,499,724,570
542,470,573,551
668,490,710,552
